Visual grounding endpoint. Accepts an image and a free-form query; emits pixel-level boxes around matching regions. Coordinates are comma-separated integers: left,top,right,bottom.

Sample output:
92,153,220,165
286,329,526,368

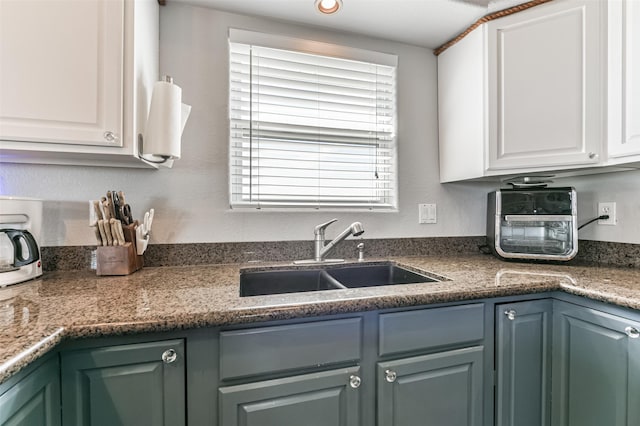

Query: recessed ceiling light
315,0,343,14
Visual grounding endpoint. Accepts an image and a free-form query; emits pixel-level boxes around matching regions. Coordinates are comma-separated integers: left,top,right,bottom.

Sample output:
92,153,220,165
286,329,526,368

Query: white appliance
0,197,43,286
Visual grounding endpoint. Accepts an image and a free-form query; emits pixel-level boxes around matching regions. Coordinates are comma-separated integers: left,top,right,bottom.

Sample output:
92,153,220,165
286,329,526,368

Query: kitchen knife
97,220,108,246
103,200,113,220
117,220,127,246
106,191,117,220
110,219,121,246
99,197,108,219
111,218,126,246
111,190,122,221
92,200,103,221
92,225,102,246
103,219,114,246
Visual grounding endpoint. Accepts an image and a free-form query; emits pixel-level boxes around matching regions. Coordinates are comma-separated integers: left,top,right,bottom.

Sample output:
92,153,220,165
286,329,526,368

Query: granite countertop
1,254,640,385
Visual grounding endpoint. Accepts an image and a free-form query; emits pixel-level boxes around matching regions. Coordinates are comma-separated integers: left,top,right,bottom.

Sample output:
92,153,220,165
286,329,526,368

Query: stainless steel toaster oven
487,187,578,261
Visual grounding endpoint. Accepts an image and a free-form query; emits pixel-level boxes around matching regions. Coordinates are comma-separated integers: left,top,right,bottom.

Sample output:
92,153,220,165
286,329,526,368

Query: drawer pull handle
626,326,639,338
385,369,397,383
504,309,517,321
162,349,177,364
349,375,361,389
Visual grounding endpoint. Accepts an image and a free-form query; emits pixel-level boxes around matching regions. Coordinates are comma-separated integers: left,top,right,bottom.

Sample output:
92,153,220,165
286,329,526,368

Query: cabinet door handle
103,131,119,142
162,349,178,364
625,326,639,338
504,309,517,321
588,152,598,160
384,369,397,383
349,375,361,389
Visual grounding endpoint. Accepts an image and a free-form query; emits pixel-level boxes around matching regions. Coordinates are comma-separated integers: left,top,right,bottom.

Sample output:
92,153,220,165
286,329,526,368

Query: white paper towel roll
144,78,191,160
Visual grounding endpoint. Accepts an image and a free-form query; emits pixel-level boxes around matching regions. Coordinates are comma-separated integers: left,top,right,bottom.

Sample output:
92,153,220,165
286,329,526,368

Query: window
229,29,397,210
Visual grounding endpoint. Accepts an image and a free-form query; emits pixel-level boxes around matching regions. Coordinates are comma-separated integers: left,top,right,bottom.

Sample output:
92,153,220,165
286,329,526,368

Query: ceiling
169,0,528,49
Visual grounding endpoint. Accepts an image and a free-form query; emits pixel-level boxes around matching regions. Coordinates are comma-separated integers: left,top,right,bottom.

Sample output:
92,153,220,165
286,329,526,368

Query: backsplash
575,240,640,268
41,237,639,271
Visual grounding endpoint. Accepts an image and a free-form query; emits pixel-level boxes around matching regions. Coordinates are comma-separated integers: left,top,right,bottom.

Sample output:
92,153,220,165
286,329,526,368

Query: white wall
0,2,637,246
557,169,640,244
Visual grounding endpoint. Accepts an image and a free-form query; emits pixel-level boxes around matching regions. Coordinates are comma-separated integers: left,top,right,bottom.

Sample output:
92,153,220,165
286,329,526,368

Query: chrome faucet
295,219,365,264
314,219,364,262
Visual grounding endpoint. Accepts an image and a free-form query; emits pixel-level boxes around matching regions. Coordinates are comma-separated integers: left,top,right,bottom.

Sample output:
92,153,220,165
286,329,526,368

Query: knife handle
106,191,117,220
111,220,121,246
111,218,126,246
97,220,108,246
92,200,103,221
92,225,102,246
103,219,114,246
118,222,126,246
102,201,111,220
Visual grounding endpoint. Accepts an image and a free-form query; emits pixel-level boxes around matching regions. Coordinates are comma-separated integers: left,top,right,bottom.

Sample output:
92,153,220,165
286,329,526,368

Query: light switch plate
419,203,437,224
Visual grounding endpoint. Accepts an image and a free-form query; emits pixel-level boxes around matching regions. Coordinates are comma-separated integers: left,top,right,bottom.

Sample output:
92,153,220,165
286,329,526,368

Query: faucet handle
314,218,338,235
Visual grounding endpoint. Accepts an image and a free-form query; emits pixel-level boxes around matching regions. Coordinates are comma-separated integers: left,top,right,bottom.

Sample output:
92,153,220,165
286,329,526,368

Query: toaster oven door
497,215,578,260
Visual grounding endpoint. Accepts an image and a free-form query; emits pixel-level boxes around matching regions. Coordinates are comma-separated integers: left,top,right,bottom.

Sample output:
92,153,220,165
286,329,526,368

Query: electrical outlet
598,202,616,225
419,203,437,224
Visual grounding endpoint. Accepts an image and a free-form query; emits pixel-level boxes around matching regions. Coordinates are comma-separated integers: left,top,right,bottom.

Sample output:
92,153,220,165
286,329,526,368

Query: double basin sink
240,261,440,297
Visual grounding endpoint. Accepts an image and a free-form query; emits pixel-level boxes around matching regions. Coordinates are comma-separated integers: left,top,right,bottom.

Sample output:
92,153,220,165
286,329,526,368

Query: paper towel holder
138,75,192,166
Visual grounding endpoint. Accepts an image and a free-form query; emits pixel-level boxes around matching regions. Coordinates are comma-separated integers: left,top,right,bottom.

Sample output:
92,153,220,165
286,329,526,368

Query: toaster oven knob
625,326,639,338
504,309,517,321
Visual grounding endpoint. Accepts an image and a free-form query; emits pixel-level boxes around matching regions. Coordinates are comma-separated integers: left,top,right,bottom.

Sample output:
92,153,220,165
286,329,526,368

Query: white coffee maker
0,196,43,286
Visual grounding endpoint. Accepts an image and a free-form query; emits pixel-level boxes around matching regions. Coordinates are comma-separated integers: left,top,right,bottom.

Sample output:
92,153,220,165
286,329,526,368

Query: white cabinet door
0,0,124,147
486,0,604,171
608,0,640,161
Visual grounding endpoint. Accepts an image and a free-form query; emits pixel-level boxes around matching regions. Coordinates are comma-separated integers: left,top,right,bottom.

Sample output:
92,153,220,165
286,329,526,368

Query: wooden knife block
96,224,144,276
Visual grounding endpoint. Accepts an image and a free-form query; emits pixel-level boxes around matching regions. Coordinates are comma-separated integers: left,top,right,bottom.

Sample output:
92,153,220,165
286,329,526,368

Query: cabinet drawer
379,304,485,356
220,318,362,381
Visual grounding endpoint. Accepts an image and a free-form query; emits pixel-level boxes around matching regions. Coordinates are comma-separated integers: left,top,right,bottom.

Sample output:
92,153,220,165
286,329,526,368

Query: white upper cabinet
486,0,603,171
0,0,123,147
0,0,158,167
438,0,611,183
607,0,640,162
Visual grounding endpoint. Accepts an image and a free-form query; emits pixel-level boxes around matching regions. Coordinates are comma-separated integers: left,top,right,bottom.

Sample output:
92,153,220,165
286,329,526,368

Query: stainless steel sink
239,262,438,296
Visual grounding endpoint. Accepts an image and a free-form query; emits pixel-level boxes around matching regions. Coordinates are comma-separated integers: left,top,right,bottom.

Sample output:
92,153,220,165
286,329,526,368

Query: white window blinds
229,31,397,209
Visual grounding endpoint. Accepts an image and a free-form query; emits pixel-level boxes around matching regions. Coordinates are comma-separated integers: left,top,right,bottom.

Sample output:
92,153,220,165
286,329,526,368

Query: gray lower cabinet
552,301,640,426
495,299,552,426
217,305,486,426
0,356,60,426
219,366,361,426
377,346,484,426
217,318,363,426
60,339,186,426
376,304,486,426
